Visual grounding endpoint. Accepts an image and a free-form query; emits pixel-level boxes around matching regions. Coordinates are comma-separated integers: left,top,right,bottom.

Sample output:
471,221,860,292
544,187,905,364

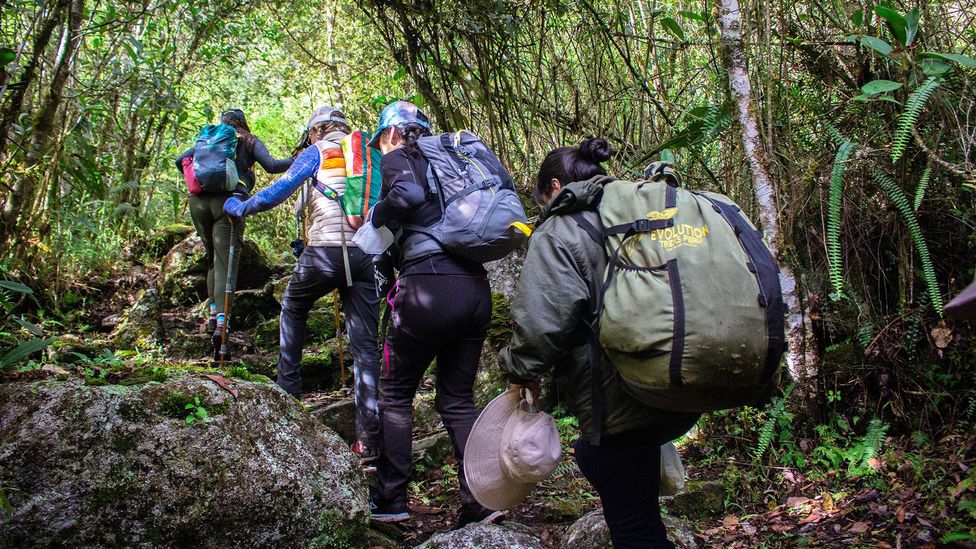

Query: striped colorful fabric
340,130,383,217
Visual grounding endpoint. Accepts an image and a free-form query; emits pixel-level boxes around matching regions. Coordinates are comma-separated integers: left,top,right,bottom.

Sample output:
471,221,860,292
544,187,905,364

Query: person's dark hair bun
579,137,612,163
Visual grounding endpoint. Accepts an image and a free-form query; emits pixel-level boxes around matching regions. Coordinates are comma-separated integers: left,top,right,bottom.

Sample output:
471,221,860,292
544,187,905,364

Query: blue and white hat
367,100,431,149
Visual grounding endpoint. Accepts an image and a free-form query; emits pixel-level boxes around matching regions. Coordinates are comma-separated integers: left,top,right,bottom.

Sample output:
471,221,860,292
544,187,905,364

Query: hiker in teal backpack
223,106,383,469
365,101,503,529
175,109,292,355
499,138,700,549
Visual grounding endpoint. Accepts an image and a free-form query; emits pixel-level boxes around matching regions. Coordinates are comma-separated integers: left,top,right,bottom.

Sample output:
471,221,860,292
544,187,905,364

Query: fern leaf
913,164,931,211
827,140,855,297
824,122,847,148
871,168,945,315
752,415,777,460
892,77,940,163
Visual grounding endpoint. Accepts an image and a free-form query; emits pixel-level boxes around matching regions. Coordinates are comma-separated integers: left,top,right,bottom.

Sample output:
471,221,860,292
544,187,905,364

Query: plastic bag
351,221,394,254
659,442,686,496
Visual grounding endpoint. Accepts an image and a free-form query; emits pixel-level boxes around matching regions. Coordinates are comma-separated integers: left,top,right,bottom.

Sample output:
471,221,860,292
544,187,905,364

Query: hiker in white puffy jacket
223,107,381,466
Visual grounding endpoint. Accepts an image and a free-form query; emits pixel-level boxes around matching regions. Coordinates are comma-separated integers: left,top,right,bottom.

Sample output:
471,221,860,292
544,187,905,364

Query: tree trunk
716,0,819,388
0,0,70,160
0,0,83,250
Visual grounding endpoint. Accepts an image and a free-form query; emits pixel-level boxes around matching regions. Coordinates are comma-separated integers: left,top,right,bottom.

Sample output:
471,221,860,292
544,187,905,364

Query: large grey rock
661,480,725,519
159,235,274,306
419,522,546,548
562,509,699,549
484,247,525,299
0,377,369,547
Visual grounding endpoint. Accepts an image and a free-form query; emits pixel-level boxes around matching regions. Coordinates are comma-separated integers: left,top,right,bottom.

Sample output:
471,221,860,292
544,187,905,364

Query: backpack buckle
633,219,654,233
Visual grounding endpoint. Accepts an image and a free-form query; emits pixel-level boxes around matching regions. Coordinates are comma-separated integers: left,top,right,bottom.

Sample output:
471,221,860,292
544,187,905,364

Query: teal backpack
192,124,239,193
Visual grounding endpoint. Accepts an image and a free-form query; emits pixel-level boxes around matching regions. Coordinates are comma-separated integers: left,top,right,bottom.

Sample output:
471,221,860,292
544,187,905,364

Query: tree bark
716,0,819,388
0,0,70,160
0,0,83,250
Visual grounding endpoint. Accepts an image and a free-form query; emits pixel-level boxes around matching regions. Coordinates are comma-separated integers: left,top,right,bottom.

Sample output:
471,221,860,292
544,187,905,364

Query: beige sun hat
464,388,562,510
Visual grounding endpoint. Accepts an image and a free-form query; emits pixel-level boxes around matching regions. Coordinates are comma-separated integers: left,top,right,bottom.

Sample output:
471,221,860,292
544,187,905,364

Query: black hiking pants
278,246,381,447
374,273,491,511
574,427,676,549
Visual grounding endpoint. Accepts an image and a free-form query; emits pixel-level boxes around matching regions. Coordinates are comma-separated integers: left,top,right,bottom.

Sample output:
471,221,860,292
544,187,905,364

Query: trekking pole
219,218,239,366
333,288,346,388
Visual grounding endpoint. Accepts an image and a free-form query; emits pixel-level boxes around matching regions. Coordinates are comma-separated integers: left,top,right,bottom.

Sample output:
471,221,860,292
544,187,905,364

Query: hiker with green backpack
497,138,785,548
175,109,293,357
223,106,384,466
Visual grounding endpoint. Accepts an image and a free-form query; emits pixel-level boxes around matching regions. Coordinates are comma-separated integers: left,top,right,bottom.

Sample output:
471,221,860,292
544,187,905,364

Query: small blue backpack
192,124,239,193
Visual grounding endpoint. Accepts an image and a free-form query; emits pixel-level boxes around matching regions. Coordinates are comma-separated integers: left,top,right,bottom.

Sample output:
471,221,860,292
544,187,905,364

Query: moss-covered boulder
661,480,725,519
128,224,195,261
159,235,274,307
232,286,280,330
110,287,163,348
419,522,545,548
412,389,442,434
562,509,700,549
253,310,335,353
412,430,453,473
0,376,369,547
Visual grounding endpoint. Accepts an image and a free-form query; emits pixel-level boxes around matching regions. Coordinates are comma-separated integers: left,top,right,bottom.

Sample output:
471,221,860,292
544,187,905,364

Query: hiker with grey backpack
176,109,292,359
495,138,785,548
365,101,529,529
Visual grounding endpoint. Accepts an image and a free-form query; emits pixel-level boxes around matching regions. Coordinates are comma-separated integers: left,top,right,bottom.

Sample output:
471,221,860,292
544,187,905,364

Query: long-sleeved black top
371,147,485,276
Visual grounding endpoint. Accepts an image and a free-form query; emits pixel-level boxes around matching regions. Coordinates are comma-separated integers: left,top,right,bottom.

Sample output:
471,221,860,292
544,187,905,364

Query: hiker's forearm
253,138,294,174
238,146,319,215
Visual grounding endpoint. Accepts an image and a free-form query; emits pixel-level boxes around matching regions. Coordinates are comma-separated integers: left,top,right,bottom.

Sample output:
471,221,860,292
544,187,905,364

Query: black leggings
575,428,676,549
375,273,491,509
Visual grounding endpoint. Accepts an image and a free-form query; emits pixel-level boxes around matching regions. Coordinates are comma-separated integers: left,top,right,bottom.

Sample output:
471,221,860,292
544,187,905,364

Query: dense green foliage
0,0,974,542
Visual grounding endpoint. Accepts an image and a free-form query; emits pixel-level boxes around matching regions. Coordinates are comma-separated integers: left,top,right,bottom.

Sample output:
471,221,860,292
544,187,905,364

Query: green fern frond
913,164,931,211
861,418,888,460
828,140,855,297
824,122,847,148
871,168,945,316
752,415,777,460
892,77,941,164
704,110,734,142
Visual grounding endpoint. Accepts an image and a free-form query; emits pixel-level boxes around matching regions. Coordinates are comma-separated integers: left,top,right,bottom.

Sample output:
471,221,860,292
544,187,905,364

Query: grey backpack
401,131,530,263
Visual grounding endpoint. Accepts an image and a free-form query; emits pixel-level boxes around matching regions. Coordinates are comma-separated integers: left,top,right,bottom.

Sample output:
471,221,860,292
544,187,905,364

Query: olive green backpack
572,164,785,438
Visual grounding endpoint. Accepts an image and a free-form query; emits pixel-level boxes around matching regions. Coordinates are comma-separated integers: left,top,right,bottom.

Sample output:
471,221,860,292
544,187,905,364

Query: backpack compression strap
696,194,786,386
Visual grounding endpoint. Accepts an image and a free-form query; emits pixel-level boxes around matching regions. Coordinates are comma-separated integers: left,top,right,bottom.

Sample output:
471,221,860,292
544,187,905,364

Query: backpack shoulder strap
569,211,603,245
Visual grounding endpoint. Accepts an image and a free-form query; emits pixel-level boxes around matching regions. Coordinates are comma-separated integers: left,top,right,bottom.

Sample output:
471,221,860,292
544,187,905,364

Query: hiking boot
212,328,228,362
452,503,504,530
369,496,409,523
206,314,217,334
351,440,379,473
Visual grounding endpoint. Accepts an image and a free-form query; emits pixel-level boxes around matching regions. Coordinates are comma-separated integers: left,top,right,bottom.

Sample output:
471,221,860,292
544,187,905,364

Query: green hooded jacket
499,176,700,441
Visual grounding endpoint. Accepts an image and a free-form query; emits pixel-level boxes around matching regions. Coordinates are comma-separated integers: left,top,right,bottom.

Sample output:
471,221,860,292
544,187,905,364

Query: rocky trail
2,227,963,548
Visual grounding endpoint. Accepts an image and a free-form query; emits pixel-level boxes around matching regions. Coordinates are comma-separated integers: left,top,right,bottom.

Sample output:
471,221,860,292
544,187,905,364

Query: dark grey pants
278,245,380,447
